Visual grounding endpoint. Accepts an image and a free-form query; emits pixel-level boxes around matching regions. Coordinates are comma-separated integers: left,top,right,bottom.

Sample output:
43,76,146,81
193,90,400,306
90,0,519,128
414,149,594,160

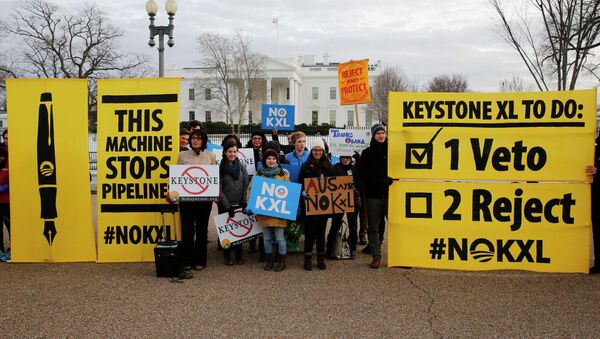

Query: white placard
214,209,263,248
329,128,371,156
168,165,220,201
212,148,256,176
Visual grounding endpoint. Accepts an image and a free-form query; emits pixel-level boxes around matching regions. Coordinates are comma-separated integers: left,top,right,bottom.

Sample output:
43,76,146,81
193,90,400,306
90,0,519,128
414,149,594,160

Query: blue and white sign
248,176,301,220
261,104,295,130
328,128,371,156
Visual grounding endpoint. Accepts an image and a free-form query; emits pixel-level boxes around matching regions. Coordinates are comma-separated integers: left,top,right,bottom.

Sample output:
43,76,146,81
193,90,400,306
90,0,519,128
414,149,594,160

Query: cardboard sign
214,209,263,249
304,176,355,216
212,148,256,176
248,176,301,220
285,219,304,253
337,59,371,105
169,165,220,201
261,104,295,130
329,128,371,156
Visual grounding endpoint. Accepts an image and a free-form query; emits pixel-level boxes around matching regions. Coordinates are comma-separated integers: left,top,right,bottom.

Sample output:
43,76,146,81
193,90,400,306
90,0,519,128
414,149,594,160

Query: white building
165,54,382,128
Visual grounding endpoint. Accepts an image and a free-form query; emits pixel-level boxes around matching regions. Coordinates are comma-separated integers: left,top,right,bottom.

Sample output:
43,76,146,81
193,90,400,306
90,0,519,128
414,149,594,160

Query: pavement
0,196,599,337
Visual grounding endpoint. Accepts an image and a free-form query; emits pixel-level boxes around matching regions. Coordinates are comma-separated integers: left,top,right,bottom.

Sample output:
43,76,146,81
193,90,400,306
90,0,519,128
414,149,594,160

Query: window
248,111,253,124
330,87,336,100
312,87,318,100
188,88,195,101
205,88,211,100
205,111,211,123
189,111,195,121
286,88,290,100
312,110,319,126
329,110,336,126
347,110,354,127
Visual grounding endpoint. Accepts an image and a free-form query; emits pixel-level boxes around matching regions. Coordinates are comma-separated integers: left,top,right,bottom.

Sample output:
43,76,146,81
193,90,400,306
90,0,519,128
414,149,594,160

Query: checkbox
405,192,432,218
405,143,433,169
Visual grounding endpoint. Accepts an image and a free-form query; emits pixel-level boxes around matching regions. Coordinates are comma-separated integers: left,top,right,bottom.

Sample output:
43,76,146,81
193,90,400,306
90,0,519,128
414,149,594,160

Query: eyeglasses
252,136,262,140
190,136,201,141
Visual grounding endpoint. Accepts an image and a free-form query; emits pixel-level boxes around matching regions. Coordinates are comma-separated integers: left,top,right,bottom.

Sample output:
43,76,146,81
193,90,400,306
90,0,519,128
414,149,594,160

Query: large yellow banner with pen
6,79,96,262
387,90,596,272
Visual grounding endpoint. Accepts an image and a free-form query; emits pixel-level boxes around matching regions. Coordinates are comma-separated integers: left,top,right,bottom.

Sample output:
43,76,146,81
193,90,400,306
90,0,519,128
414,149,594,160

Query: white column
288,77,295,106
266,77,272,104
295,80,300,126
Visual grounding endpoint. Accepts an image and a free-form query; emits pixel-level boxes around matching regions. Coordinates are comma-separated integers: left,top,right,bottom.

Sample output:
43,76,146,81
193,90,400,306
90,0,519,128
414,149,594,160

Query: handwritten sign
304,176,355,216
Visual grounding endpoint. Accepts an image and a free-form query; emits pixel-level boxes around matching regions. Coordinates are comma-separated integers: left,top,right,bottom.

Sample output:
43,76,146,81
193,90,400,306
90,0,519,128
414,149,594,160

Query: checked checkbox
404,127,443,170
405,143,433,169
405,192,432,219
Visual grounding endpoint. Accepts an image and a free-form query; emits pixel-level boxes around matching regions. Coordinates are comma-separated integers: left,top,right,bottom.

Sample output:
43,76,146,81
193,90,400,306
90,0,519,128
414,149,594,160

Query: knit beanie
262,149,280,166
371,123,385,135
311,138,325,151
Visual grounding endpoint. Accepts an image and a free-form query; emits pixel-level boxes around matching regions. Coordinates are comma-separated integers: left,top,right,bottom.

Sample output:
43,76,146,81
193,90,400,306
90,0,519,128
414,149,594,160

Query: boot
264,253,274,271
223,250,233,266
303,254,313,271
317,254,327,270
274,255,287,272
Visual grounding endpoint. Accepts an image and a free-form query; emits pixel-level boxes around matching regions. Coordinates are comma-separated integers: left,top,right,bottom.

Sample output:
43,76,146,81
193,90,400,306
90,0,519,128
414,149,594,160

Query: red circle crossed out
181,166,211,195
228,211,253,238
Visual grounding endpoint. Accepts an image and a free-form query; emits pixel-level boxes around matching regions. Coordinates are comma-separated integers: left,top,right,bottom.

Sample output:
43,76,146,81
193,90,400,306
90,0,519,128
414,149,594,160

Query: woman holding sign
177,129,217,272
217,140,249,265
298,139,334,270
247,149,290,271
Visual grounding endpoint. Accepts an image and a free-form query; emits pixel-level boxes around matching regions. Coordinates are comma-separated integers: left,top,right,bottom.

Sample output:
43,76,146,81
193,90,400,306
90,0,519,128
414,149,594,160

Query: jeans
263,227,286,255
367,198,387,259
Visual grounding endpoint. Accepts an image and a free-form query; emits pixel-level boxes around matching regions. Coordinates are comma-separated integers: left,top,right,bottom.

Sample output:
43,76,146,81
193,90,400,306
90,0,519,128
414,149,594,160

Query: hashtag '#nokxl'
104,226,115,244
429,238,446,259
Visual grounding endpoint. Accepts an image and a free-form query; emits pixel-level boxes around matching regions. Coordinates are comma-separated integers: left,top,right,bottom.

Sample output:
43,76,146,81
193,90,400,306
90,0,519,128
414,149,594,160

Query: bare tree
1,0,149,129
196,32,266,133
425,73,469,92
499,75,534,92
490,0,600,91
368,65,415,124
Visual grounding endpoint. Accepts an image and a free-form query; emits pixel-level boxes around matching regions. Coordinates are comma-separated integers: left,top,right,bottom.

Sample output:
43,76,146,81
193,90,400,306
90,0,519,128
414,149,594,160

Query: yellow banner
96,78,180,262
338,59,371,105
388,181,590,273
388,90,597,182
6,79,96,262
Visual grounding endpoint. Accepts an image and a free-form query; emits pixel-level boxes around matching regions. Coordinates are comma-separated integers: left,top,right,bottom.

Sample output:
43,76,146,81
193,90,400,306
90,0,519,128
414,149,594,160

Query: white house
164,54,382,128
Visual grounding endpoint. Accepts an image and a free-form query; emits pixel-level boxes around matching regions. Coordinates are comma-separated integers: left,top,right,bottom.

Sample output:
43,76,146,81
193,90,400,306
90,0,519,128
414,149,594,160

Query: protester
221,134,243,149
326,155,360,259
177,129,216,273
299,138,334,270
358,123,392,269
246,130,268,171
352,151,369,245
264,140,290,164
247,149,290,271
217,140,249,266
0,142,9,261
589,136,600,274
187,120,203,131
284,131,309,167
179,128,190,151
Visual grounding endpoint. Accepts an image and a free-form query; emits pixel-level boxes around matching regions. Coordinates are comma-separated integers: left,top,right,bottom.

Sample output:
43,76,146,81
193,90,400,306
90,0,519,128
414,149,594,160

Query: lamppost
145,0,177,77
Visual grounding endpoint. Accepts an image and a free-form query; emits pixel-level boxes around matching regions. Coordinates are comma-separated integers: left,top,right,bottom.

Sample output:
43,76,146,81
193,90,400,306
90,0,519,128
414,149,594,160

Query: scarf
260,165,281,178
221,157,241,180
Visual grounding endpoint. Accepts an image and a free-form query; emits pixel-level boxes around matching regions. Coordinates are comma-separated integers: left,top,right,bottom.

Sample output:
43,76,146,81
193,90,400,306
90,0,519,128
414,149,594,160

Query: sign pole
354,104,360,128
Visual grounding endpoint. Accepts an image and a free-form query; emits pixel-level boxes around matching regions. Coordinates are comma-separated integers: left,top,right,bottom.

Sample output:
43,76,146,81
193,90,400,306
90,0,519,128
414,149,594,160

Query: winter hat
264,140,282,154
311,138,325,151
262,149,280,166
371,123,385,135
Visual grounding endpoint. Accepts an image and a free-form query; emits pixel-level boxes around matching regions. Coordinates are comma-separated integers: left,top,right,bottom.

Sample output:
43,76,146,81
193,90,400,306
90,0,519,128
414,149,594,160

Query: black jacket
357,138,389,199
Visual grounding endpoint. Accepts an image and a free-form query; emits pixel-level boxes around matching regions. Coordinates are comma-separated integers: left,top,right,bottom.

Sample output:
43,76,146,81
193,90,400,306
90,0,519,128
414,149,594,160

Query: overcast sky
1,0,599,93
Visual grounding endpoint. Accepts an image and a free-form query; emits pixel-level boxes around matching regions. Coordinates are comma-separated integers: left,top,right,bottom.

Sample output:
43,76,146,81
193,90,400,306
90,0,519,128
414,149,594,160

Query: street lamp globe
165,0,177,15
145,0,158,16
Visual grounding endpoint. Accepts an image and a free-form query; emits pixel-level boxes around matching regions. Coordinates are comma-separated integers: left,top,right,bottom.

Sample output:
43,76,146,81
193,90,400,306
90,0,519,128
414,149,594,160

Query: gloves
245,209,254,216
352,151,361,162
228,207,235,218
301,191,310,200
382,176,394,186
0,184,8,193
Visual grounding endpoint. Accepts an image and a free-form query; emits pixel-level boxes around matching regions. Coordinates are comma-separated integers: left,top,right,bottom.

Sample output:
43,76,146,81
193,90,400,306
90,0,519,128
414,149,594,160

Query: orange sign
337,59,371,105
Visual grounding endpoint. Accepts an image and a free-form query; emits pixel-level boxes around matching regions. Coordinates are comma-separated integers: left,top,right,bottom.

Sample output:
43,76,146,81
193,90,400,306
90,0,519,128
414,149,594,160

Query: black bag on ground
154,207,183,277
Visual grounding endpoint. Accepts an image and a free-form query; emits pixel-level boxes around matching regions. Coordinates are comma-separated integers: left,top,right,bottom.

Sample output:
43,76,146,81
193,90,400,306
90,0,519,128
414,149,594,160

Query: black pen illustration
37,92,58,245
